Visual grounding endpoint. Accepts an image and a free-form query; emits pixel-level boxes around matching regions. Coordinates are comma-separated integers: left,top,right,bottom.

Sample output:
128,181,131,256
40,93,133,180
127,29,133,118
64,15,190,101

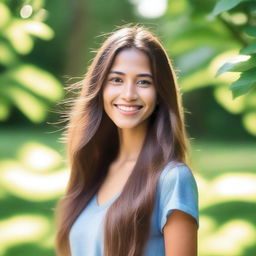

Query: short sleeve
158,163,199,233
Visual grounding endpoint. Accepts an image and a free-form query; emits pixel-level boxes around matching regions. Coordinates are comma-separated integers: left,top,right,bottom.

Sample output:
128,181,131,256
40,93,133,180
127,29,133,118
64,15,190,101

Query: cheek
103,86,117,111
103,87,112,104
144,89,157,109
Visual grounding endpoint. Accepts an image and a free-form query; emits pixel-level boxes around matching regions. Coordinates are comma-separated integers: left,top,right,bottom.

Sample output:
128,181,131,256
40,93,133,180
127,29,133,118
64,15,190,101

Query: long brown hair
55,24,190,256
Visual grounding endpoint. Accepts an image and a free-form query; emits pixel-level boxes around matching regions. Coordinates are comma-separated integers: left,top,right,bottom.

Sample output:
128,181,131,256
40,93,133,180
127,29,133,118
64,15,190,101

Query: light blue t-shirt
69,161,199,255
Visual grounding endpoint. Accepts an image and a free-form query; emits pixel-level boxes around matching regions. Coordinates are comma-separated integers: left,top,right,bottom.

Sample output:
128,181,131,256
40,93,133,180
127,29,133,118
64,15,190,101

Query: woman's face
103,47,157,130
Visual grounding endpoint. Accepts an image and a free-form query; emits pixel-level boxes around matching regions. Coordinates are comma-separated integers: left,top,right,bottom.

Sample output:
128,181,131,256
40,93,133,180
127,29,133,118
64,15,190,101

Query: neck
117,125,148,163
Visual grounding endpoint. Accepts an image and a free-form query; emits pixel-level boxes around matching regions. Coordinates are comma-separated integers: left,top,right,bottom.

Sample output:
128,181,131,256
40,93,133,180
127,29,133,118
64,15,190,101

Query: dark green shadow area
0,193,57,219
4,243,54,256
0,126,64,159
243,245,256,256
201,201,256,225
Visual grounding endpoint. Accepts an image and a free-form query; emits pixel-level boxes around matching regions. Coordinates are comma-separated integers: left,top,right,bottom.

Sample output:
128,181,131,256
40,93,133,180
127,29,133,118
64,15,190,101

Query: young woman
55,25,199,256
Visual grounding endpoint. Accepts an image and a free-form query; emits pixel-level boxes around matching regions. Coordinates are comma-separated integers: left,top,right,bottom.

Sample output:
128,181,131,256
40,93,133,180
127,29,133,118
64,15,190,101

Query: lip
113,104,143,116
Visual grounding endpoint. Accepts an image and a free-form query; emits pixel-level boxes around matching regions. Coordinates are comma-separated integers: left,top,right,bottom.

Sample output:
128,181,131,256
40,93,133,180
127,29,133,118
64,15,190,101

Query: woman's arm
163,209,198,256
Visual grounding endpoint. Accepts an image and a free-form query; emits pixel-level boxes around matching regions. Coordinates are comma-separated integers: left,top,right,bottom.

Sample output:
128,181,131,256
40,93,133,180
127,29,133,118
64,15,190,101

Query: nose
121,81,138,101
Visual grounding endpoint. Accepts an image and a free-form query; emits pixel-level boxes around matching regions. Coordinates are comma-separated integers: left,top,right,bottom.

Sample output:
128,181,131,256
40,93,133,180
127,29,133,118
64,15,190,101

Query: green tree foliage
0,0,63,123
212,0,256,136
212,0,256,98
157,0,256,136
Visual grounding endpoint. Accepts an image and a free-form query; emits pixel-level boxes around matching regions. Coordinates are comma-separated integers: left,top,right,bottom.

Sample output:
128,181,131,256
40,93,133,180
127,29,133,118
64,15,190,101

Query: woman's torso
69,161,199,256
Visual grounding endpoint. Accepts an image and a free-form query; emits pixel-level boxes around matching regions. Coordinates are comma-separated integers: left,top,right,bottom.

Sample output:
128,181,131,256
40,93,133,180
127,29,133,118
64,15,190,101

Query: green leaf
214,85,246,114
5,85,48,123
0,41,17,66
231,83,255,98
230,69,256,98
212,0,244,16
23,21,54,40
216,55,256,76
9,64,63,102
4,20,34,55
0,2,11,29
244,26,256,37
240,42,256,54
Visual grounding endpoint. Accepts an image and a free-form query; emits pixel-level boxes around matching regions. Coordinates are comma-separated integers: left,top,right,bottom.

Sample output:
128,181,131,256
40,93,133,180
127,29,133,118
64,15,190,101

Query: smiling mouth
114,104,143,112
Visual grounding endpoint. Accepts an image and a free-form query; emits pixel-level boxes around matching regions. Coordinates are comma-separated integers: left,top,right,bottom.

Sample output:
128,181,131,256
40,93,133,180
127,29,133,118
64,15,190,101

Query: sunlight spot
199,220,256,256
214,85,246,114
199,173,256,209
20,5,33,19
198,215,217,236
0,215,49,255
5,20,33,54
12,64,63,101
230,13,247,25
210,50,241,83
194,173,209,200
19,142,62,172
23,21,54,40
7,86,46,122
0,161,69,201
194,173,208,190
213,173,256,197
131,0,167,18
0,3,11,28
227,54,250,64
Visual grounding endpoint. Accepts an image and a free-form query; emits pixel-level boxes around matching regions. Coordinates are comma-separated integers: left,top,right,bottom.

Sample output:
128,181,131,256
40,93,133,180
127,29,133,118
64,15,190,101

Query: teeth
116,105,141,111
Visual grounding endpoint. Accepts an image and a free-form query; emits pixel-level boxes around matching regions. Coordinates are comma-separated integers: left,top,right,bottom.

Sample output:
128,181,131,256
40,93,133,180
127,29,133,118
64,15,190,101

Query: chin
114,123,139,130
112,119,148,130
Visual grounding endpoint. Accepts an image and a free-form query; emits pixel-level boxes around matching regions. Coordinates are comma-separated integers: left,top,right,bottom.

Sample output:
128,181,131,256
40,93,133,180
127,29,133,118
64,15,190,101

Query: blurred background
0,0,256,255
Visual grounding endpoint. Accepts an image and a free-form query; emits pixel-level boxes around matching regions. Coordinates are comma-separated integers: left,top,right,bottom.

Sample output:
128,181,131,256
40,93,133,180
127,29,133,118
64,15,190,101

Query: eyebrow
109,70,153,79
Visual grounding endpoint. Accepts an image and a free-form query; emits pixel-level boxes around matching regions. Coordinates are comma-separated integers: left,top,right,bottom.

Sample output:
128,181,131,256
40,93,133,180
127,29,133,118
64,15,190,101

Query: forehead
110,48,151,73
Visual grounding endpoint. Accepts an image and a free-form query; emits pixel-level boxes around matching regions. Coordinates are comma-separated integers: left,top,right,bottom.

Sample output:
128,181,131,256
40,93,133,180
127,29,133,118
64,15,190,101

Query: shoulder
157,161,199,232
159,161,197,191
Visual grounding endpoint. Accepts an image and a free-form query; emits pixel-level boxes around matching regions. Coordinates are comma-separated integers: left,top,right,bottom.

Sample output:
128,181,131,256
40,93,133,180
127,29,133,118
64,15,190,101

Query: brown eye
137,80,152,86
109,77,123,84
